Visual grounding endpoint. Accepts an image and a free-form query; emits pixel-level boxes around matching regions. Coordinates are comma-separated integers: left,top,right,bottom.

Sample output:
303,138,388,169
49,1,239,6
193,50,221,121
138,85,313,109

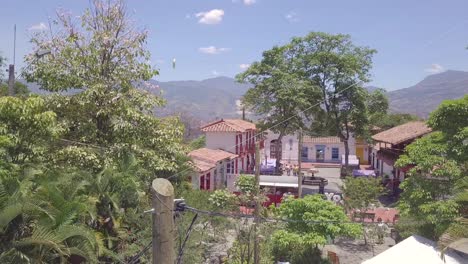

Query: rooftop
303,136,342,144
188,148,237,172
201,119,256,133
371,121,432,145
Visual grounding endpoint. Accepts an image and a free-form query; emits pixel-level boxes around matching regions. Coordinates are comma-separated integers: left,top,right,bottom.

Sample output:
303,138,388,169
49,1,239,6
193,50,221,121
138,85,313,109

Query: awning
353,170,376,177
260,182,298,188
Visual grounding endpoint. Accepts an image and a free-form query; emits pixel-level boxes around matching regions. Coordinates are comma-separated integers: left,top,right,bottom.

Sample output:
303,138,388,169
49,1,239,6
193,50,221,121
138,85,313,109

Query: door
356,147,365,164
316,145,325,162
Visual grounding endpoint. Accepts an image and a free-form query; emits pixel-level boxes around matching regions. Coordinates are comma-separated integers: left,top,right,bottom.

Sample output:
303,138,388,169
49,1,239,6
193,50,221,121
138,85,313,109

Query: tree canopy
395,95,468,241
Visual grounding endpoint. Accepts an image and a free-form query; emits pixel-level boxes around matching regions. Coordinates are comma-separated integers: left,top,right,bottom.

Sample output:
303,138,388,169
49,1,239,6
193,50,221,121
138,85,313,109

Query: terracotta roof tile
303,136,342,144
201,119,256,133
188,148,237,172
372,121,432,145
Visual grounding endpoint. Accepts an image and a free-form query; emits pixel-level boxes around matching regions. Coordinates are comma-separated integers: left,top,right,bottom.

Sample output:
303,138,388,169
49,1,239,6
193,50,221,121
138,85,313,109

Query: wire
176,213,199,264
127,241,152,264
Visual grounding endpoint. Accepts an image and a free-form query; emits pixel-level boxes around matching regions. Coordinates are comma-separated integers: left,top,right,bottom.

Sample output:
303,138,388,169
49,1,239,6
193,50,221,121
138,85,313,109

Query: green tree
0,96,61,164
189,135,206,150
371,113,421,130
395,96,468,241
0,53,5,81
342,177,385,244
291,32,377,166
24,0,186,175
0,81,30,96
237,46,318,171
271,195,361,262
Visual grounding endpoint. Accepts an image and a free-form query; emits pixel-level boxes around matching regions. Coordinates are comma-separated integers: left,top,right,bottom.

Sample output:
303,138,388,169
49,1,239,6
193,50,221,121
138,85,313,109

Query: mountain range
153,70,468,120
23,70,468,120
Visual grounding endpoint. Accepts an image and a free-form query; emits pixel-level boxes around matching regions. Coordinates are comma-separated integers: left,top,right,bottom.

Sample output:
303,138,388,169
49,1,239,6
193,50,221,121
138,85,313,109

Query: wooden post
8,64,15,96
151,178,175,264
253,142,261,264
297,128,303,198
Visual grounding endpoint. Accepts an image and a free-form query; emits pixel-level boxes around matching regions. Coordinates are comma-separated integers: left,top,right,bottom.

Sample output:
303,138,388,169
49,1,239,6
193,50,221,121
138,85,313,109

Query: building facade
370,121,432,193
189,119,260,191
262,131,371,165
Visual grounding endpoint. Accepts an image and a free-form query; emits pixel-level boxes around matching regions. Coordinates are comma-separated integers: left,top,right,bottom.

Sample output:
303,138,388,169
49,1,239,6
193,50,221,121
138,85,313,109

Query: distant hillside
387,70,468,118
150,77,250,120
22,70,468,120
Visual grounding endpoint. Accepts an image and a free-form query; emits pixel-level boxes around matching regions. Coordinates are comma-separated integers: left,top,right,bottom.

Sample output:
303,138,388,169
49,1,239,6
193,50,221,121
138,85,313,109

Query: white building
262,131,299,164
189,119,260,191
188,148,238,191
262,131,371,166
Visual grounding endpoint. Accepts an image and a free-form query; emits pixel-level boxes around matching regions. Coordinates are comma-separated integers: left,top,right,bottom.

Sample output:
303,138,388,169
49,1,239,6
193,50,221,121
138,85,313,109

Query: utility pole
8,64,14,96
8,24,16,96
253,141,261,264
151,178,175,264
297,128,303,198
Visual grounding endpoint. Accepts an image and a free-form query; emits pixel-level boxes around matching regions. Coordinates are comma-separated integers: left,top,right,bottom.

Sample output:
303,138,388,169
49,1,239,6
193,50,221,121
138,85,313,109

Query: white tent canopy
362,235,466,264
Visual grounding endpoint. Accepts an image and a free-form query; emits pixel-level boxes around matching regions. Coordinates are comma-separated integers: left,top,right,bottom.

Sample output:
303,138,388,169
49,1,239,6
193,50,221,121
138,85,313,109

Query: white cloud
239,64,251,70
199,46,230,55
212,70,220,76
185,14,191,19
285,11,299,23
243,0,256,5
425,63,444,74
195,9,224,25
29,22,47,31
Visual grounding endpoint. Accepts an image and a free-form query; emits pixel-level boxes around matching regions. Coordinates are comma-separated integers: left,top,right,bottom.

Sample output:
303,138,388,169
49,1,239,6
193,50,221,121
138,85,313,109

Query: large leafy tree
395,95,468,241
291,32,377,166
237,46,318,170
24,0,185,175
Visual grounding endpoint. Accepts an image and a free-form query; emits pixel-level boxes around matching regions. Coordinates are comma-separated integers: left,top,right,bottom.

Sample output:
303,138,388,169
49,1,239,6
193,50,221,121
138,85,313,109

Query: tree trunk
275,133,284,174
344,139,350,168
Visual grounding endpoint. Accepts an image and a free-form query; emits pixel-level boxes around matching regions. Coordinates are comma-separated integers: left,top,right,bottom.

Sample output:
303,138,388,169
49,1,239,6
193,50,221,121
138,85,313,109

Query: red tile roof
303,136,342,144
188,148,237,172
372,121,432,145
201,119,256,133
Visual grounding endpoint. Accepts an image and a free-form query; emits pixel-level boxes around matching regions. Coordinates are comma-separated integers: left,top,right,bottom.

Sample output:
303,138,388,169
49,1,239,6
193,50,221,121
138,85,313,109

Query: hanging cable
176,213,199,264
127,241,152,264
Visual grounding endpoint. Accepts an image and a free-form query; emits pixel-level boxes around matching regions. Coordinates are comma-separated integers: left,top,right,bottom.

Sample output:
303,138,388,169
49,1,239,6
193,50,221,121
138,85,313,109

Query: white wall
262,131,299,164
205,132,237,153
302,143,344,163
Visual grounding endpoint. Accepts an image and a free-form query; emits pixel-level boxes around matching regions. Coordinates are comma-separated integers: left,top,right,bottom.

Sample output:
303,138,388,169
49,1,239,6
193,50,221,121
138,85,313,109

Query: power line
176,213,199,264
127,241,152,264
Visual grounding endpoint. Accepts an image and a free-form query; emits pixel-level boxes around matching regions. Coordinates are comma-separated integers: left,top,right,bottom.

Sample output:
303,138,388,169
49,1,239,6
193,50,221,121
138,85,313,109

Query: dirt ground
323,236,396,264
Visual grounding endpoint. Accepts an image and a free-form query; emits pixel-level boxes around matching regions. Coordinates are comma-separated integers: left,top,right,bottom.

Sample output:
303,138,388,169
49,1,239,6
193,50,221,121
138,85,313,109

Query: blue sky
0,0,467,90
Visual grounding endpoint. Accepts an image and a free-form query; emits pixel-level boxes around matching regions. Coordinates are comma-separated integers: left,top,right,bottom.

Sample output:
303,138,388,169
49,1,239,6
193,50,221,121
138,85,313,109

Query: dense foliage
0,1,188,263
271,195,361,263
395,95,468,243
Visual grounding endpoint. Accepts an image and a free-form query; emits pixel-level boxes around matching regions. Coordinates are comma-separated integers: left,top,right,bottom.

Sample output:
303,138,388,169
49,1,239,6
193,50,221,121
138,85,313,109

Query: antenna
13,24,16,65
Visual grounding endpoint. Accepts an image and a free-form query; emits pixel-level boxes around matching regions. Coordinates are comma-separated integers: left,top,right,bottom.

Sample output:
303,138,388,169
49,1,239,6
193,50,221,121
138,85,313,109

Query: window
332,148,339,160
227,162,231,174
301,147,308,159
270,140,282,159
289,139,293,150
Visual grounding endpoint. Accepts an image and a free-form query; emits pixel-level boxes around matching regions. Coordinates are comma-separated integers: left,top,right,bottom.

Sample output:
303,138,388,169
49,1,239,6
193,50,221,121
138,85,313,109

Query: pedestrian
293,164,298,176
319,182,325,194
376,217,388,244
286,164,291,176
